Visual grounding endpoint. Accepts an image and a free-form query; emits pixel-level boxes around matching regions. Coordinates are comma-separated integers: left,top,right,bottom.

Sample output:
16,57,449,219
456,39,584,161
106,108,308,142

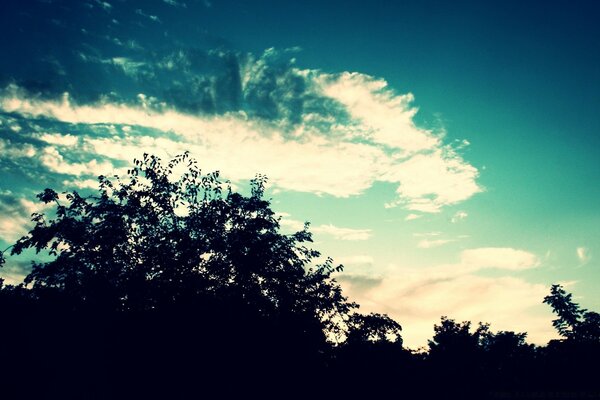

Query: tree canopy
9,153,355,332
544,284,600,343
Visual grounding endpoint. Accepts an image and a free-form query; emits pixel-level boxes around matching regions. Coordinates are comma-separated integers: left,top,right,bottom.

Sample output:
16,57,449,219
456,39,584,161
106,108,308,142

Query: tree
9,153,351,324
428,316,489,358
541,284,600,392
544,284,600,343
2,152,361,397
345,312,403,345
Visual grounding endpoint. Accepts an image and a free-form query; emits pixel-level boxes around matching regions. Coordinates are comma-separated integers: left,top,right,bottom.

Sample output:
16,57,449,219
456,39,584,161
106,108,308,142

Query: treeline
1,153,598,399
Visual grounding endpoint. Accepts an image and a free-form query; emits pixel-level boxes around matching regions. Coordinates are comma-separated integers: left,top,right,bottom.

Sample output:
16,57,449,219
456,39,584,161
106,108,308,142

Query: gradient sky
1,0,599,348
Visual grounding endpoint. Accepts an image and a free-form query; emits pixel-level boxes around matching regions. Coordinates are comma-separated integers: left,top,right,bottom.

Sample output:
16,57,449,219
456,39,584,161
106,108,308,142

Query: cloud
405,213,422,221
135,9,161,23
1,53,481,213
417,239,454,249
451,210,468,223
278,216,372,241
162,0,187,7
39,146,114,176
349,273,556,349
318,72,439,152
380,148,482,212
576,247,591,265
336,255,374,266
338,274,383,296
110,57,147,78
413,231,441,237
0,191,48,243
337,247,549,348
459,247,540,271
38,133,79,147
94,0,112,11
312,224,372,241
0,260,30,285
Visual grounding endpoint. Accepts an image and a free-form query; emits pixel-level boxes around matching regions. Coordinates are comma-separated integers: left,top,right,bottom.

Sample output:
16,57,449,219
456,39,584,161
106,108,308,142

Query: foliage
428,316,489,357
345,312,403,345
8,153,354,337
544,284,600,342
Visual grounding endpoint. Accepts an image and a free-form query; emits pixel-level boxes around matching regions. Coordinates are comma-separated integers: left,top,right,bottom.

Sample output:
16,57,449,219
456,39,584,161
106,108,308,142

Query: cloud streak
1,48,481,213
0,191,48,243
278,217,372,241
338,247,553,348
576,247,591,265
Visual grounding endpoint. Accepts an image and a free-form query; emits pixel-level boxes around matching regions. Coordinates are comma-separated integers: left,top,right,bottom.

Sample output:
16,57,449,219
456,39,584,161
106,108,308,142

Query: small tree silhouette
544,284,600,343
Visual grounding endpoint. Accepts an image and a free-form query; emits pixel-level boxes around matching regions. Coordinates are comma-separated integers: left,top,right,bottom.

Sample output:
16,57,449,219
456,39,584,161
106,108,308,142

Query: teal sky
0,0,598,348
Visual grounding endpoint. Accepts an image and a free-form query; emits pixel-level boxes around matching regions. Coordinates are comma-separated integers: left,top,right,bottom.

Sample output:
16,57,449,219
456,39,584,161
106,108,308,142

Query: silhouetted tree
540,284,600,392
346,312,402,345
10,153,353,325
428,316,488,358
544,284,600,343
2,153,360,398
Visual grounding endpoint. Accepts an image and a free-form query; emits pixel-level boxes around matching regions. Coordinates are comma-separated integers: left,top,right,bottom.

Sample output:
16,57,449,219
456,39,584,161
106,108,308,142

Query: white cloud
451,210,468,223
0,192,49,243
0,75,481,213
94,0,112,11
344,273,557,349
38,133,79,147
405,213,422,221
62,178,99,189
135,9,161,23
162,0,187,7
380,148,482,212
417,238,454,249
338,247,549,348
0,138,37,158
0,260,29,285
312,224,372,241
111,57,147,78
459,247,540,272
319,72,439,153
278,216,372,241
336,255,374,266
576,247,591,265
39,146,114,177
278,217,306,232
413,231,441,237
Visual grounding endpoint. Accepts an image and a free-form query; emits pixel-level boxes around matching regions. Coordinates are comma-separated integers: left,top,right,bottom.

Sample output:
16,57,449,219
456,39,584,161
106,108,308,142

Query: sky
1,0,599,348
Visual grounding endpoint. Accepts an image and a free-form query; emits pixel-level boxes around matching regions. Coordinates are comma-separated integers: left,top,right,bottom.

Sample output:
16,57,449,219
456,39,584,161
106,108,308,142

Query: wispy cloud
336,255,374,267
319,72,439,152
278,216,372,241
312,224,372,241
0,260,30,285
338,247,550,348
1,47,481,213
417,238,454,249
451,210,468,223
94,0,113,12
135,9,161,23
576,247,591,265
0,191,48,243
459,247,540,271
162,0,187,7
